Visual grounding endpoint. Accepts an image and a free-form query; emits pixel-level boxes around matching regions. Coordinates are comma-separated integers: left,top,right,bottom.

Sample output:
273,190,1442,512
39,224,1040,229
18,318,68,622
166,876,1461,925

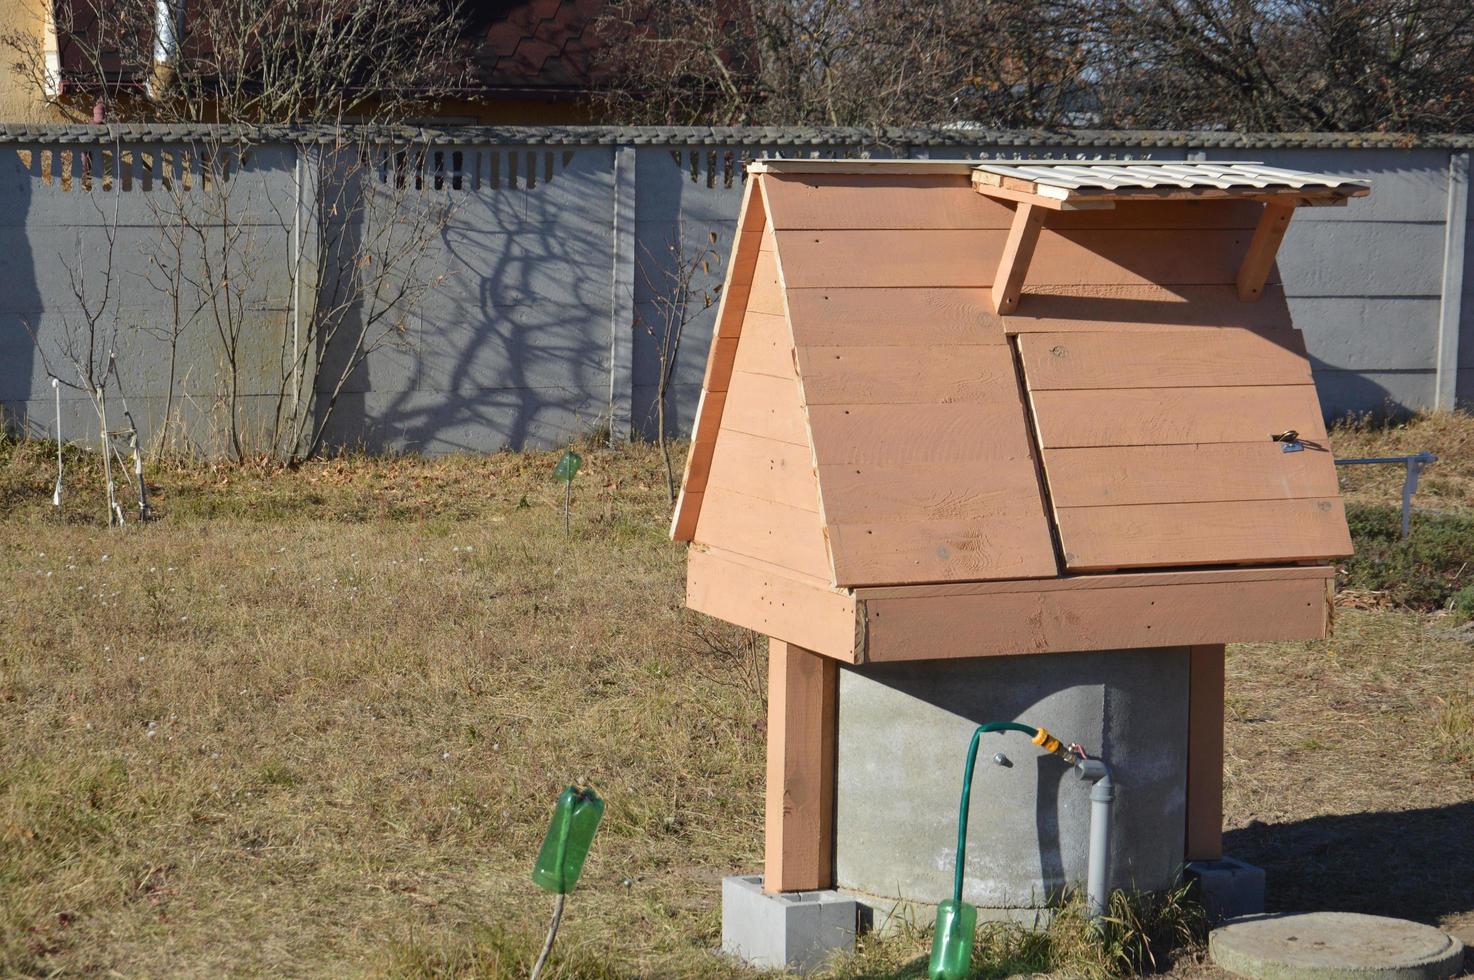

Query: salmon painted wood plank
744,248,786,317
686,548,858,662
732,311,797,379
693,487,834,581
1018,329,1312,390
765,639,839,892
706,430,821,512
1186,644,1226,861
1028,386,1328,448
720,370,811,445
860,576,1332,661
763,172,1015,230
816,460,1043,524
1054,497,1353,571
727,230,764,284
829,515,1059,586
1002,284,1294,332
1031,199,1263,231
1042,444,1340,508
796,343,1018,404
853,564,1334,600
785,288,1004,346
773,229,1256,289
671,175,768,542
806,401,1037,465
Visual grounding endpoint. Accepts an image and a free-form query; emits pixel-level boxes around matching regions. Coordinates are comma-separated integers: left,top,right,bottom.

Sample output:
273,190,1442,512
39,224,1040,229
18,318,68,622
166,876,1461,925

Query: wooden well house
670,159,1370,897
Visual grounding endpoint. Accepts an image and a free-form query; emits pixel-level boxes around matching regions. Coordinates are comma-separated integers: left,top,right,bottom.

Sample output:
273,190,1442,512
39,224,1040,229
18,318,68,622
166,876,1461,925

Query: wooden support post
1236,201,1295,301
764,638,838,893
1185,644,1226,861
991,202,1046,314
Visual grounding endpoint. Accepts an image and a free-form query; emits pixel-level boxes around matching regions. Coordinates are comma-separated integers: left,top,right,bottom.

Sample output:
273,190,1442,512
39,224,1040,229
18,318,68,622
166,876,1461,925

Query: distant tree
591,0,1092,129
592,0,1474,133
1095,0,1474,133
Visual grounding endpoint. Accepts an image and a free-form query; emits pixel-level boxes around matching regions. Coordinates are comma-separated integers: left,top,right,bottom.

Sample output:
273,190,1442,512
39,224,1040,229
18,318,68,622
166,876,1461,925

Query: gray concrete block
1187,857,1266,923
721,875,858,973
835,649,1189,913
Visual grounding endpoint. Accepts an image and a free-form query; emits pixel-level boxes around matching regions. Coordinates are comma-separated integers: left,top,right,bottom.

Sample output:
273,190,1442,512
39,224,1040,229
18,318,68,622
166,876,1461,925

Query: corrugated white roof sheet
973,159,1366,193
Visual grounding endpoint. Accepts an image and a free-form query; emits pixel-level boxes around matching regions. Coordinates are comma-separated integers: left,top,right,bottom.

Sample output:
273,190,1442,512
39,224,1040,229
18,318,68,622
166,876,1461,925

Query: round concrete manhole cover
1210,912,1465,979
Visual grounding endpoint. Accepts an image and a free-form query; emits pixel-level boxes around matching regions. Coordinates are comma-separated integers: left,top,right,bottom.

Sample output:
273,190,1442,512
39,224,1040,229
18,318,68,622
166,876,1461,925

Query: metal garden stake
553,449,582,535
530,785,604,980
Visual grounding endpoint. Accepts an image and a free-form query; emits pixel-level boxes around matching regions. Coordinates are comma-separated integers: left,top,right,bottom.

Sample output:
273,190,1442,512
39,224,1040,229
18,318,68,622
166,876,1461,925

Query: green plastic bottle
552,450,582,483
531,786,604,894
929,897,978,980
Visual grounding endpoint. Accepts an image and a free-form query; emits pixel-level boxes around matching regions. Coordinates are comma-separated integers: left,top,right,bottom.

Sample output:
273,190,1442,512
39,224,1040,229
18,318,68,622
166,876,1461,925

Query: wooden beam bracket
991,202,1047,314
1236,201,1297,302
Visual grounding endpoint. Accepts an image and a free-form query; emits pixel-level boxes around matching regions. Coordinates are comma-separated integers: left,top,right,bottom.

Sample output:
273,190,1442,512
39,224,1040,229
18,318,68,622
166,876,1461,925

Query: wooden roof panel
973,160,1370,197
770,174,1058,586
677,162,1358,592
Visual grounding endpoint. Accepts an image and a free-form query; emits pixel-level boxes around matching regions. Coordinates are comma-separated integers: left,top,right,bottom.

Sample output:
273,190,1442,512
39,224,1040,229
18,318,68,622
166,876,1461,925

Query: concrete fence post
608,143,636,443
1436,150,1469,411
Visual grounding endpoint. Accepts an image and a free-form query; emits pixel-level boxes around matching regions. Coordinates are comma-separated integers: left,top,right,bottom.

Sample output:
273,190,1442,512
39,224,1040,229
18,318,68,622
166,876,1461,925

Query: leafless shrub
636,227,722,502
591,0,1474,132
5,0,468,125
1094,0,1474,133
4,1,470,464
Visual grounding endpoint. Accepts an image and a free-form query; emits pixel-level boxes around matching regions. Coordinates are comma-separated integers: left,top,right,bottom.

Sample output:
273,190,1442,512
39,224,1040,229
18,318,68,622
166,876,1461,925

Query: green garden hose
952,722,1038,905
931,722,1078,980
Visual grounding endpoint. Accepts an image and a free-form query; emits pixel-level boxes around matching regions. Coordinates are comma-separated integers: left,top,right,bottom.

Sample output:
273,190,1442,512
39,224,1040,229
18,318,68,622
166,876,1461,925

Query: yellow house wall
0,0,63,122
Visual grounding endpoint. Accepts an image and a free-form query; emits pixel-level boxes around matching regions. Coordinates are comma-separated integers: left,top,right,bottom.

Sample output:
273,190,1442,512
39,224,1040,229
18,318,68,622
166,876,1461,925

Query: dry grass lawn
2,415,1472,978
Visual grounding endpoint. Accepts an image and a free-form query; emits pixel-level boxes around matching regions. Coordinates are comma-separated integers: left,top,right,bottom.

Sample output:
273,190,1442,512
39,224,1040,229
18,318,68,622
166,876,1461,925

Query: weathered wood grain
853,564,1334,600
720,370,811,446
1186,644,1226,861
773,229,1256,288
764,172,1012,230
993,202,1046,313
1028,385,1328,448
671,177,767,542
796,343,1017,404
784,287,1003,346
1055,497,1353,570
1002,284,1294,332
693,486,834,581
1041,443,1339,508
686,548,857,661
732,311,796,379
745,248,787,317
1237,201,1295,301
829,515,1058,586
765,639,839,892
862,574,1331,660
1018,329,1311,390
806,402,1036,465
706,429,820,512
816,460,1043,524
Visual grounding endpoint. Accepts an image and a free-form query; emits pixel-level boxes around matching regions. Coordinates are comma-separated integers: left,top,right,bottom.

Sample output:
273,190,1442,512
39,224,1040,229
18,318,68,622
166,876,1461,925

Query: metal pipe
1333,452,1437,538
1075,758,1114,922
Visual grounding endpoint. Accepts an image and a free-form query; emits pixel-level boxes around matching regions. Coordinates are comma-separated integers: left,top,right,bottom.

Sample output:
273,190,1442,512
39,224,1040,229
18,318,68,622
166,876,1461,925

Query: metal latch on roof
1270,430,1303,453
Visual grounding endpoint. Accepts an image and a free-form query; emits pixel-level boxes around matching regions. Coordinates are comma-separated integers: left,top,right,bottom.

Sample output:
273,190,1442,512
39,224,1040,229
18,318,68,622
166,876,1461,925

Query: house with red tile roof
1,0,625,123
